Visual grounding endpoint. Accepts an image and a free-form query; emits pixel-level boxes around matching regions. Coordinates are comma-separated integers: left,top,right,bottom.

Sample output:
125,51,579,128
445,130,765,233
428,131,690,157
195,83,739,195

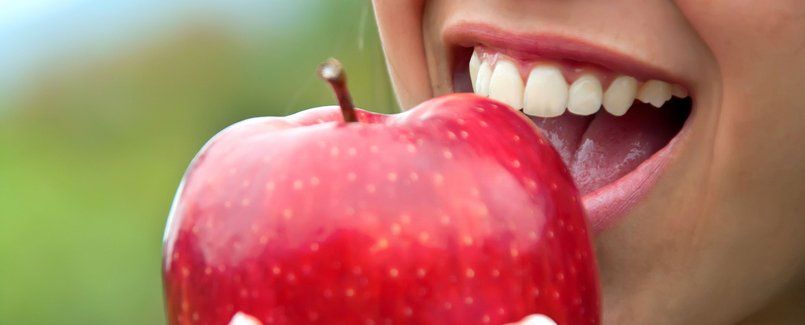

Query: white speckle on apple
466,268,475,278
265,181,275,191
347,172,357,182
348,147,357,156
259,236,268,245
391,223,401,235
293,180,303,190
433,173,445,186
416,268,427,278
309,177,320,186
492,269,500,277
512,159,521,168
389,268,399,278
181,267,190,277
241,180,251,187
345,288,355,297
409,172,419,181
370,145,379,153
282,209,293,220
418,232,430,243
510,246,520,258
443,149,453,159
387,172,397,182
498,307,506,315
483,314,491,323
447,131,457,139
272,266,281,275
404,307,413,316
444,302,452,310
286,273,296,283
440,214,451,225
460,130,470,139
400,214,411,224
371,238,389,252
513,134,521,142
464,296,474,305
330,147,340,157
480,121,489,128
204,267,212,275
365,184,376,193
241,198,251,207
310,243,319,252
532,288,541,297
406,144,416,153
463,235,474,246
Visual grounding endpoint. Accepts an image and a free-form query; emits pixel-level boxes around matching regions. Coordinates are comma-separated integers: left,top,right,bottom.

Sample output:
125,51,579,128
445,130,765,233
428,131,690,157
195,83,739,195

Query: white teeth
470,53,685,116
475,60,492,96
469,51,480,91
567,74,603,116
637,80,672,107
603,75,638,116
488,59,524,109
523,65,568,118
671,83,688,98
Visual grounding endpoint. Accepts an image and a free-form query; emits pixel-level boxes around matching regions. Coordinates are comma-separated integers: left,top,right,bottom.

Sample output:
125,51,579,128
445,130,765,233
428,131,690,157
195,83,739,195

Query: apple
163,59,599,324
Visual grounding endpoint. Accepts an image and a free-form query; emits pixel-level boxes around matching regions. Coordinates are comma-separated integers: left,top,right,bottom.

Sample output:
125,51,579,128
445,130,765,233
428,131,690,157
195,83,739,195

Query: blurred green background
0,1,395,323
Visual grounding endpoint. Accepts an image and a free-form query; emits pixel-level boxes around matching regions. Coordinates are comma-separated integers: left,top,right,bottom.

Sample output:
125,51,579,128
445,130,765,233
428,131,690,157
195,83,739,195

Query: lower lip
581,115,691,233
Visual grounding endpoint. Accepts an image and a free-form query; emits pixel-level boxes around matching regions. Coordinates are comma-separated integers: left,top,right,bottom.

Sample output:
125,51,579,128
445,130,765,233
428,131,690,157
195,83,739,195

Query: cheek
675,0,805,60
372,0,432,109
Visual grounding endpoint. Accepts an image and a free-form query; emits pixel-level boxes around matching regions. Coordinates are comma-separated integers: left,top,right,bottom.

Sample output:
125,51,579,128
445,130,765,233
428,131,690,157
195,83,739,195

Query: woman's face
372,1,805,323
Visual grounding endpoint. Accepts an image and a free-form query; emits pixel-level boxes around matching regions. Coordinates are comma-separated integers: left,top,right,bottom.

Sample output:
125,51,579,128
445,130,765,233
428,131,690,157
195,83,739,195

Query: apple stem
318,58,358,123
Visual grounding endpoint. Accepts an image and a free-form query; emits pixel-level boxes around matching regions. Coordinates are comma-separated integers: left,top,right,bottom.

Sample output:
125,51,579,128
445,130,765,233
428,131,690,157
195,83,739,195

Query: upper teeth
469,49,688,117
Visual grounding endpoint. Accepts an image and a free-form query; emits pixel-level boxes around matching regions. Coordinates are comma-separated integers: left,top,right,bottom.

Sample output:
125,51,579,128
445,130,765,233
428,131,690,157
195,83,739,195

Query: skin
372,1,805,324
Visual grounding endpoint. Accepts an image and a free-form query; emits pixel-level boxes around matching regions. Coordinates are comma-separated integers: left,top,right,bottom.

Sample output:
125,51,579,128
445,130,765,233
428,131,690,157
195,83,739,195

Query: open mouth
446,25,694,231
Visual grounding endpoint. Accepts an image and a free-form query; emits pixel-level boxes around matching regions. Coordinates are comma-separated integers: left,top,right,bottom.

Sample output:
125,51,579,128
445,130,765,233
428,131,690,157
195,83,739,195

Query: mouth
446,24,694,233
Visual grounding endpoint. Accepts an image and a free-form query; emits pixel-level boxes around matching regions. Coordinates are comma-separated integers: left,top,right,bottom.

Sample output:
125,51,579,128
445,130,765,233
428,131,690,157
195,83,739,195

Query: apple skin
163,94,599,324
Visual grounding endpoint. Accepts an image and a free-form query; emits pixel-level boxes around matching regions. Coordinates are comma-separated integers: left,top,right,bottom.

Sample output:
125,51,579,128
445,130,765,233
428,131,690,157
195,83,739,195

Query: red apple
163,59,599,324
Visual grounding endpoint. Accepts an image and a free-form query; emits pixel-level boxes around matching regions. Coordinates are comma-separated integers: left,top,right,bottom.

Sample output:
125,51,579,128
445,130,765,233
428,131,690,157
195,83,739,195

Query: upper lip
443,22,690,89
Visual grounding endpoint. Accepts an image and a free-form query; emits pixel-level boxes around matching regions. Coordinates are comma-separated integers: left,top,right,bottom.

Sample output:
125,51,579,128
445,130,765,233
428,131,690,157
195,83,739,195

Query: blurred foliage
0,1,395,324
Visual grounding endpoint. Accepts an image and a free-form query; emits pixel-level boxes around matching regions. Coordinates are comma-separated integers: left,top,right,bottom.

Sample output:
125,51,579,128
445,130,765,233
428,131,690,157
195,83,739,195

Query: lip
444,23,689,87
442,22,695,233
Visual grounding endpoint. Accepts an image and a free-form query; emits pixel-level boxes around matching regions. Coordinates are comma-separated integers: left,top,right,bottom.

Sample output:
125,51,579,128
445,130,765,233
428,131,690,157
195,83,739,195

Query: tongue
530,101,689,195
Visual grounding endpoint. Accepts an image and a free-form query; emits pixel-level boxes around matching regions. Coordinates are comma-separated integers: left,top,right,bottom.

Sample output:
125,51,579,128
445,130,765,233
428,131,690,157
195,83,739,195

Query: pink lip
443,23,688,87
443,23,694,234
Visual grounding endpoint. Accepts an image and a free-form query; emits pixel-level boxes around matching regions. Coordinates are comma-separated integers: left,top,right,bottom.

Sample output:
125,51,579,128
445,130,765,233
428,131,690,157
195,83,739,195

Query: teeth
671,84,688,98
469,51,480,91
470,53,686,116
523,65,568,118
567,74,603,116
488,59,524,109
475,60,492,96
637,80,672,107
603,75,638,116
